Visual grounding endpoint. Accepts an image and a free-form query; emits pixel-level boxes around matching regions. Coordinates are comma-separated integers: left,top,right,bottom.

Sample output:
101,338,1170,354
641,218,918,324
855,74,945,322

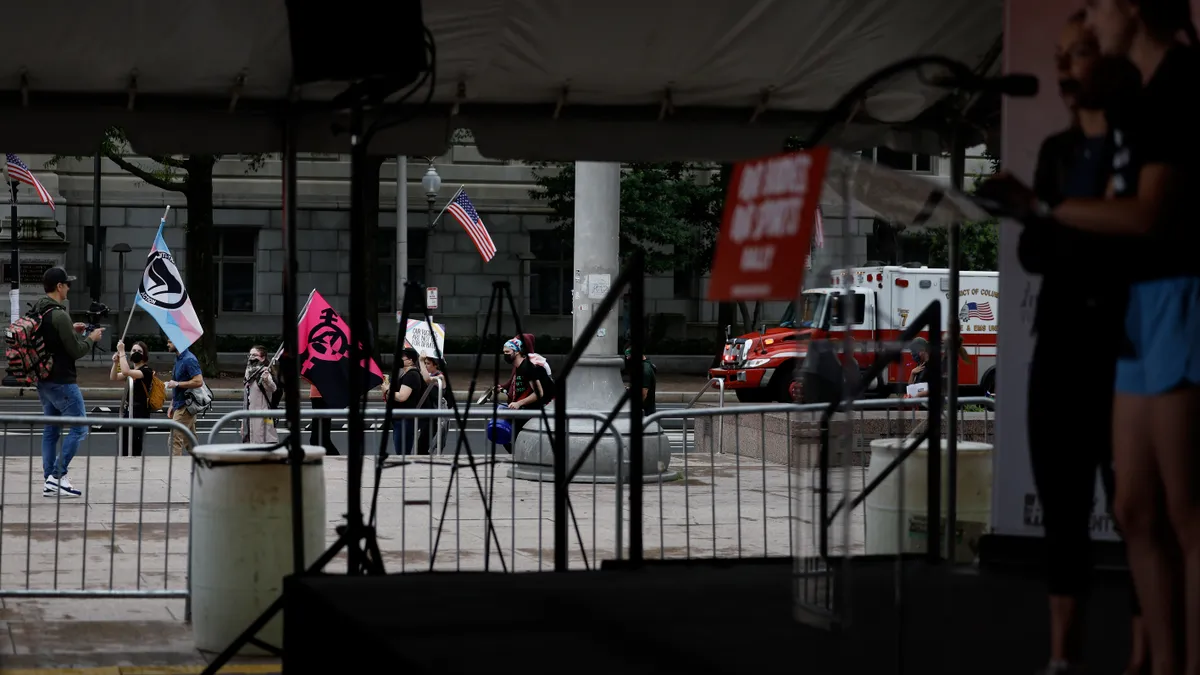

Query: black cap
43,267,76,292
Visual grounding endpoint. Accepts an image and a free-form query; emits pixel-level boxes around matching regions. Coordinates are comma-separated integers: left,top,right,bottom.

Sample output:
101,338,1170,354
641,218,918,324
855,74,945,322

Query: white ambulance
710,264,999,401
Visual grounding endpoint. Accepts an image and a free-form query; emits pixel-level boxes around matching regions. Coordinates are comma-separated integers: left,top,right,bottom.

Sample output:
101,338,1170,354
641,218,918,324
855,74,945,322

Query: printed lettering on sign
707,149,830,301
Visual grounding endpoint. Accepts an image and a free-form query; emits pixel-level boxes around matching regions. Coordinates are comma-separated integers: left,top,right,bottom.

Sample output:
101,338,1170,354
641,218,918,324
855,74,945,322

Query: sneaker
43,476,82,498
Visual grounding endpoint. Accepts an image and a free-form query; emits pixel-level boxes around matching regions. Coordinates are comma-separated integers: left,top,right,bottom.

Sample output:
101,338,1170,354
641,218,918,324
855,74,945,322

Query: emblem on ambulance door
898,308,909,328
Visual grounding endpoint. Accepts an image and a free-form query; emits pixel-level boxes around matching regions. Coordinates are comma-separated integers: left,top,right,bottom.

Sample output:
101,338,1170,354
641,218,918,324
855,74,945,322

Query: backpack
141,372,167,411
4,308,56,385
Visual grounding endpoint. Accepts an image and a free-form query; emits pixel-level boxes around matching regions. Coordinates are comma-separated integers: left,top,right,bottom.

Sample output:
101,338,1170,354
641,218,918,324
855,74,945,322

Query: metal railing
685,377,726,409
0,414,197,598
0,397,997,599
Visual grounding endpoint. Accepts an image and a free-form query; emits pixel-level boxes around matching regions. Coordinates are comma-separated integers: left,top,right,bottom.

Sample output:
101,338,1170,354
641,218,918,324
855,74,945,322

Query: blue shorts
1114,276,1200,395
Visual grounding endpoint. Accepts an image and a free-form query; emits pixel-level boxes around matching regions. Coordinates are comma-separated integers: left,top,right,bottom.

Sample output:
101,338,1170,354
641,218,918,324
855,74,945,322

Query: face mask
503,353,514,364
130,352,145,364
248,355,262,364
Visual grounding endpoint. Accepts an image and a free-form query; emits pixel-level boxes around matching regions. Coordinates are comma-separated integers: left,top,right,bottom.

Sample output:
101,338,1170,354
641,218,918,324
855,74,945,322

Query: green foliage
529,162,725,275
919,219,1000,271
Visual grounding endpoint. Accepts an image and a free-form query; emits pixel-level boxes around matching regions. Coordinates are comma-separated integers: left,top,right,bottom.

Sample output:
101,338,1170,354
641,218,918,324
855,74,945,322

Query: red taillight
867,274,874,282
895,278,909,287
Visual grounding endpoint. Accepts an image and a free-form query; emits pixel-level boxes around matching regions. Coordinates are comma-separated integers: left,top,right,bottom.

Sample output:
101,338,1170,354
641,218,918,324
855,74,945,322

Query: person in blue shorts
990,1,1200,671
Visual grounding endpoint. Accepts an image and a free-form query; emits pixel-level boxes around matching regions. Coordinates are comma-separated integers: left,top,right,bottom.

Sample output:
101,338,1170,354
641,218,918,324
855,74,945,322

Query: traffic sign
426,287,439,311
706,148,829,301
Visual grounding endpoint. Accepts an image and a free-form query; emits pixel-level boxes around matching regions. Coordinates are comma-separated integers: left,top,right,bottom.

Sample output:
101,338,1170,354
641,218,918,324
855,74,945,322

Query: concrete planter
693,407,994,468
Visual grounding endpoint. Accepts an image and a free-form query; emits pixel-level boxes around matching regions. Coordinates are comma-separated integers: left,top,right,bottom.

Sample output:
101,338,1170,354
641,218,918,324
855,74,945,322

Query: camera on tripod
84,301,110,333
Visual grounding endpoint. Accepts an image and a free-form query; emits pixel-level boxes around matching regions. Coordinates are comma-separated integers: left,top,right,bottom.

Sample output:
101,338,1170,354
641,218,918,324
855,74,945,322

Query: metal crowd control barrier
0,414,197,598
0,397,995,599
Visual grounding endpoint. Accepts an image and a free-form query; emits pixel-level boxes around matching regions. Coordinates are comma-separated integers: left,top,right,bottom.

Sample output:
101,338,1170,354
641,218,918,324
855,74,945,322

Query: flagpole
4,159,18,323
270,289,316,366
118,206,171,343
430,185,465,228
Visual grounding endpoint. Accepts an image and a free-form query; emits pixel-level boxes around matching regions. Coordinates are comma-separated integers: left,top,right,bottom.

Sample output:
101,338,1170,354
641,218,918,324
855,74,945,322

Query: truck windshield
780,293,827,328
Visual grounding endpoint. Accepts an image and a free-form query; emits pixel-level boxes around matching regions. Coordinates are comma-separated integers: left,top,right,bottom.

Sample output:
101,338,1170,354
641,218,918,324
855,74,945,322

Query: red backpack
5,308,56,386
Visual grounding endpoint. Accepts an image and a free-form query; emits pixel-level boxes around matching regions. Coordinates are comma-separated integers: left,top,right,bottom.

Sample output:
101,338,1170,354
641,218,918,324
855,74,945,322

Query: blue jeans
392,419,416,456
36,382,89,480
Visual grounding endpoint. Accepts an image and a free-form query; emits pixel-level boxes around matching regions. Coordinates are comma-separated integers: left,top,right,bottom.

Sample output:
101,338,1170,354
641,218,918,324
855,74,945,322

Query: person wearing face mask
109,340,153,457
388,347,426,456
241,345,278,445
623,347,657,416
417,356,447,455
500,338,552,454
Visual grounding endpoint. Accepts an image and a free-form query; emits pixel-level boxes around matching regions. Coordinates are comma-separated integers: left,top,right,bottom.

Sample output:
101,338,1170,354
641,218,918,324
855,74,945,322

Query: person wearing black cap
31,267,104,498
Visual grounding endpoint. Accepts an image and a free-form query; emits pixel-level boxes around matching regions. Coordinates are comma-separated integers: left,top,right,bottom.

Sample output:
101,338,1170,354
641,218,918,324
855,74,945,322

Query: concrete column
512,162,673,483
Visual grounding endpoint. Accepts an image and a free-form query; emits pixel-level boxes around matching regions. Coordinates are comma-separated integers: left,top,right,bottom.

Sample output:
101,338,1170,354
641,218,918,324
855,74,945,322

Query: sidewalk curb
0,387,734,404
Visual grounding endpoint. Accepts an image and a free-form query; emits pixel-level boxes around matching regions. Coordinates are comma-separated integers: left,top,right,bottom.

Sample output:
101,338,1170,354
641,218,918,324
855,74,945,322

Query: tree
529,162,725,276
49,129,266,374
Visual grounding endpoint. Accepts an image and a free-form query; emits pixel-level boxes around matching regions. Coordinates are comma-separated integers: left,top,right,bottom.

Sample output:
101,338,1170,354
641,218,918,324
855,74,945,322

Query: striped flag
5,154,55,211
134,218,204,354
446,190,497,262
807,207,825,269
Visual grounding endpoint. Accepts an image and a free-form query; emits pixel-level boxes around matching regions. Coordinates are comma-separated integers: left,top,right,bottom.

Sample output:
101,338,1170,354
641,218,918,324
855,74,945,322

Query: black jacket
1019,128,1127,339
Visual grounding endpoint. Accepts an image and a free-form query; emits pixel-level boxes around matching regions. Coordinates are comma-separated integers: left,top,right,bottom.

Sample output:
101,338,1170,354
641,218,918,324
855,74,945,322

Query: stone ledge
694,407,994,468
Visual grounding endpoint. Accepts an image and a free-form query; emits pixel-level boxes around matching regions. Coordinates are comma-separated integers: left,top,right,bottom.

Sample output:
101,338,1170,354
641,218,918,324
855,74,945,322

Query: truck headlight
745,358,771,368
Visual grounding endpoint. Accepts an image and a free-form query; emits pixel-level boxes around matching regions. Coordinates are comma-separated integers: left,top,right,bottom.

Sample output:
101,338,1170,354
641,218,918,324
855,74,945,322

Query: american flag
963,301,994,321
5,154,55,211
806,208,825,269
446,190,496,262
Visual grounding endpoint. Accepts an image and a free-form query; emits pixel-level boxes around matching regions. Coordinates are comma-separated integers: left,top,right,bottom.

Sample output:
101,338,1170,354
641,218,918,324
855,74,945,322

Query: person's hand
167,406,174,418
87,327,104,342
73,322,86,332
975,172,1038,221
112,352,120,362
116,340,125,354
165,380,178,389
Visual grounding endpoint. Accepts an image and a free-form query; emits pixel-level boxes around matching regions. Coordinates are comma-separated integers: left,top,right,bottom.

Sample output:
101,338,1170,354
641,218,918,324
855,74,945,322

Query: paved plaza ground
0,450,865,669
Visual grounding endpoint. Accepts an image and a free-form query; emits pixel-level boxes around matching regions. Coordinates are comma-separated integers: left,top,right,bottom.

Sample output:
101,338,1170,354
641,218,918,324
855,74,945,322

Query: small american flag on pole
807,207,825,269
5,154,55,211
446,190,497,262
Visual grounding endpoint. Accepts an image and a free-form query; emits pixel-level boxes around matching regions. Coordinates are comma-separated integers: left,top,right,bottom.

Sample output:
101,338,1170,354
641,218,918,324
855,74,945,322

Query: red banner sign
706,148,829,301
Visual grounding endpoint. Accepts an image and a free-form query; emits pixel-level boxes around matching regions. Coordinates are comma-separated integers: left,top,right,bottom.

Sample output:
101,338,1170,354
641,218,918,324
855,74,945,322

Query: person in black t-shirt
501,337,551,454
388,348,426,456
986,2,1200,671
109,340,154,457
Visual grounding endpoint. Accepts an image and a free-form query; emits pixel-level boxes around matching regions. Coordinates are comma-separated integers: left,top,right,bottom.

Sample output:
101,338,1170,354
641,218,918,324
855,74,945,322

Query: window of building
376,227,428,310
860,147,936,174
529,230,572,315
214,228,257,313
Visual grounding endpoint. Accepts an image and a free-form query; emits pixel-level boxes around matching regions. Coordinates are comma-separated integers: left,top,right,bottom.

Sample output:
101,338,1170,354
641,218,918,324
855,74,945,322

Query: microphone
934,72,1039,97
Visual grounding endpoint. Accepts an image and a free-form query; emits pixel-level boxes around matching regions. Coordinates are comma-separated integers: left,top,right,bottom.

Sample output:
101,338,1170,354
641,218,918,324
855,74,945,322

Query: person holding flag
123,207,206,455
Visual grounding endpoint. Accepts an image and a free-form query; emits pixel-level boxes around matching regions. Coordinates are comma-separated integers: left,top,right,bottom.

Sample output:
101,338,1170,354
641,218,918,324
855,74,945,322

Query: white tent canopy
2,0,1000,160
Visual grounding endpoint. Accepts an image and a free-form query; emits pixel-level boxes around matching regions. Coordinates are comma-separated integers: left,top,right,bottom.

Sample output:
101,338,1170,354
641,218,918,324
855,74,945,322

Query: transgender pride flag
133,213,204,353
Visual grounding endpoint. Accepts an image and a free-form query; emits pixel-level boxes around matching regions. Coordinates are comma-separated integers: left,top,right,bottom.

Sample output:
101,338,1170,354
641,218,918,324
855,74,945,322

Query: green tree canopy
529,162,726,275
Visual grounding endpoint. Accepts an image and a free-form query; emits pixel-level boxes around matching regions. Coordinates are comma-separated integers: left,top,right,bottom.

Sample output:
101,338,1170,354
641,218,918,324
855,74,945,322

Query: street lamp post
111,242,132,340
422,163,441,229
111,242,131,454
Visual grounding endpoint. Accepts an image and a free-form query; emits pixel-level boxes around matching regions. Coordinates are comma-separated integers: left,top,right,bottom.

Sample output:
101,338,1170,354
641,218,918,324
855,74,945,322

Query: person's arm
118,354,145,380
641,362,653,401
1018,136,1063,274
109,353,122,381
260,371,277,395
1052,164,1174,235
170,361,205,390
50,309,95,359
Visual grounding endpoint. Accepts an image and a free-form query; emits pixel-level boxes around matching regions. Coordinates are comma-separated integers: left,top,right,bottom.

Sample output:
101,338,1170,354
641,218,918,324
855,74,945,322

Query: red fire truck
708,264,999,402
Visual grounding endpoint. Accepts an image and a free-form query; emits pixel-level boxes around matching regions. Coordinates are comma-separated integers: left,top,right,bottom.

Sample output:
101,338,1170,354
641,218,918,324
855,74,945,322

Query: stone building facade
0,142,990,344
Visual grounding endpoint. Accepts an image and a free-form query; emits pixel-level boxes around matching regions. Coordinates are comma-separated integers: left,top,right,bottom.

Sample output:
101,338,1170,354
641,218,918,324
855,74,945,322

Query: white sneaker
43,476,82,498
